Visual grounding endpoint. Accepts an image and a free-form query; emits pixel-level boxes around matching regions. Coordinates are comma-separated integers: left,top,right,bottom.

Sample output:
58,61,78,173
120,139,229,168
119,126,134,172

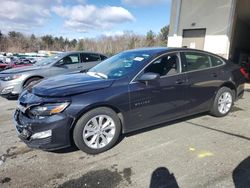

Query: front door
127,53,189,132
48,53,81,76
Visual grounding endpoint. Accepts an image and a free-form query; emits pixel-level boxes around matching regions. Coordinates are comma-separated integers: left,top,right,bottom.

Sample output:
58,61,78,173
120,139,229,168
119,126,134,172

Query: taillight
240,67,249,79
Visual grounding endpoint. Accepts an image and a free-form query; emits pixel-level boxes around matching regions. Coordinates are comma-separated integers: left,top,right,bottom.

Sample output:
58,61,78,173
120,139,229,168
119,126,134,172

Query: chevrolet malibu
14,48,245,154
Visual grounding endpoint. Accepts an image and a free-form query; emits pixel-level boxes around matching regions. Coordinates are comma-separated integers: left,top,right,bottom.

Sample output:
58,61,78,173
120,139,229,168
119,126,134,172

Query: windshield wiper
95,72,108,79
87,72,108,79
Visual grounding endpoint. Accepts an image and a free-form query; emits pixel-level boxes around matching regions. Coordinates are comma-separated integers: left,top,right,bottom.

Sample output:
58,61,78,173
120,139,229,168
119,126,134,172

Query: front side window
145,53,180,77
58,54,80,65
183,52,212,72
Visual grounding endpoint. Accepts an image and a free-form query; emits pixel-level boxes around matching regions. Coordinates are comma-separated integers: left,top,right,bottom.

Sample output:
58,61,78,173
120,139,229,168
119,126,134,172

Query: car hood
0,65,42,74
32,73,114,97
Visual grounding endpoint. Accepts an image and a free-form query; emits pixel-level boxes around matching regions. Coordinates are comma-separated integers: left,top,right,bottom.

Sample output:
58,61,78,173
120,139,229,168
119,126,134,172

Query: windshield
34,54,62,66
88,51,152,79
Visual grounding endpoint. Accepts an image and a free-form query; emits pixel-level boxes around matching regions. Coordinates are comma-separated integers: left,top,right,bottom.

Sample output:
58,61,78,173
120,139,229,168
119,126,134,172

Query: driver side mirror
54,60,65,67
138,72,160,85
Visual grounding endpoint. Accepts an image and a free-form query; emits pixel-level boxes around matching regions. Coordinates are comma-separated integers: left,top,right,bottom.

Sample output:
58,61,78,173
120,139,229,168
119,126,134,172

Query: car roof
124,47,224,59
60,51,107,57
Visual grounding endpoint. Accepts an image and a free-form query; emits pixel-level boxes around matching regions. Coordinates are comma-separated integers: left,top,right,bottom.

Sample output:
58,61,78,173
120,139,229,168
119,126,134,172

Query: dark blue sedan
14,47,246,154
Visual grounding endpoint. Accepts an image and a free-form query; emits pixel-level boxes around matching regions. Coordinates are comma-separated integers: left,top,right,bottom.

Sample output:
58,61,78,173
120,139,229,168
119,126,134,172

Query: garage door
182,29,206,50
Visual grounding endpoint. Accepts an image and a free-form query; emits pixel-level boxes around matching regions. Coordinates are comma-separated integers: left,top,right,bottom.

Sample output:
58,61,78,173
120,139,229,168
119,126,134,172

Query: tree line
0,26,169,56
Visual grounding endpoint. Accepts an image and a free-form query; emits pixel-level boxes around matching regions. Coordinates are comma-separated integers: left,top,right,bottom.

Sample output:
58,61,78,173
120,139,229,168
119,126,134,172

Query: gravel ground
0,89,250,188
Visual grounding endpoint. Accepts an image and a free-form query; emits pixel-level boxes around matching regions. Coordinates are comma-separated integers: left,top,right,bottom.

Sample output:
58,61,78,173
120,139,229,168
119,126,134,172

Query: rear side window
210,56,224,67
101,55,107,60
82,54,101,62
183,52,212,72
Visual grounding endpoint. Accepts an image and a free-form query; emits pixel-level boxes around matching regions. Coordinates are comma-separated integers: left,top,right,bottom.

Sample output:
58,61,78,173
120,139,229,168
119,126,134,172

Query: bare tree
0,26,169,55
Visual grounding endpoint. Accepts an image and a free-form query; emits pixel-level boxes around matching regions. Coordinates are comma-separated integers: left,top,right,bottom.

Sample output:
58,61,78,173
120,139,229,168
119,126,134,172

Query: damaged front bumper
13,109,74,150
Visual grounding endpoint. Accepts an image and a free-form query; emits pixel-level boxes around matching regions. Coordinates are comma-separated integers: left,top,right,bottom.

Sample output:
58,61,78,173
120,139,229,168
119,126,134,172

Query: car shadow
48,145,79,154
150,167,179,188
125,112,207,138
3,96,18,101
48,113,208,154
233,156,250,188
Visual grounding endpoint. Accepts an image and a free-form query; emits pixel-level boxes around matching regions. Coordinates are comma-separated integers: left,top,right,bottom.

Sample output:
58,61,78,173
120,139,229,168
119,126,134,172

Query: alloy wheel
83,115,116,149
218,92,233,114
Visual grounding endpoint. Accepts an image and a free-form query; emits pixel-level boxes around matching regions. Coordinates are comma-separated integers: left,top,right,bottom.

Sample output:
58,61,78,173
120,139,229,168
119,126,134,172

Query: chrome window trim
181,51,226,74
129,50,226,84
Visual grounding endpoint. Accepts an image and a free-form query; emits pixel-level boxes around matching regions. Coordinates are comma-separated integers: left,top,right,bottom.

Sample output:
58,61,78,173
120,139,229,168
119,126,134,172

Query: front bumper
13,109,74,150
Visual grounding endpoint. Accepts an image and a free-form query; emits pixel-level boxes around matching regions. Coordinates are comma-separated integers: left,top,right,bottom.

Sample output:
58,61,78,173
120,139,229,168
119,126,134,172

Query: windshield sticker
142,54,150,58
134,57,144,61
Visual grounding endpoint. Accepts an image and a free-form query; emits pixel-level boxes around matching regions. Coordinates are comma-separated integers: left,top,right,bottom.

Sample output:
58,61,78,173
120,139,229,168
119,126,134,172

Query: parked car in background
4,58,34,70
14,47,245,154
0,61,8,71
0,51,107,99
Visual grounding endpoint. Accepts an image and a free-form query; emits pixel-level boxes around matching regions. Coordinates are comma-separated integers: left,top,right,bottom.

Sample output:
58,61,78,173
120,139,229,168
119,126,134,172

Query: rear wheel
210,87,234,117
73,107,121,154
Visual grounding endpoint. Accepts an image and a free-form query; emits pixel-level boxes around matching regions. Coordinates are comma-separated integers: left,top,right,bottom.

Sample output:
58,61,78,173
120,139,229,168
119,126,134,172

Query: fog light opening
31,130,52,140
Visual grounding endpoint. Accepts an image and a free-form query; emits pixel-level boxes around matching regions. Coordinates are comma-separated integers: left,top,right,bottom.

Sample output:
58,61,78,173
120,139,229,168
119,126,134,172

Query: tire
210,87,234,117
73,107,121,154
23,77,42,90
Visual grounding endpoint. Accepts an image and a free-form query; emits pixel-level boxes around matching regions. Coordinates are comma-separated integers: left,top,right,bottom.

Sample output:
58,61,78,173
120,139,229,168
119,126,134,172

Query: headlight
29,102,70,116
2,74,22,81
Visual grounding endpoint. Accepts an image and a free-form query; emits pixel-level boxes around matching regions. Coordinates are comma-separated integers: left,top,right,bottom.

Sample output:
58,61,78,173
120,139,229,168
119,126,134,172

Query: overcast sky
0,0,171,39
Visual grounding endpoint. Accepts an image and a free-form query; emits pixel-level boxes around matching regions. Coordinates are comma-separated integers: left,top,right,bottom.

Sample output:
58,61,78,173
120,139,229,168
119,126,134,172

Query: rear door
181,51,224,113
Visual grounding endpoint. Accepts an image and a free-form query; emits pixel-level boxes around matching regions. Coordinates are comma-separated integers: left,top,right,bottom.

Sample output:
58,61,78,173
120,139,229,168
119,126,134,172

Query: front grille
14,110,32,140
15,109,31,127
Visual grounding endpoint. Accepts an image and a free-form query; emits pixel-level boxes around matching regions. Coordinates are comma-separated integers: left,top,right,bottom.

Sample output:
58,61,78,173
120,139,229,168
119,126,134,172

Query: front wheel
210,87,234,117
73,107,121,154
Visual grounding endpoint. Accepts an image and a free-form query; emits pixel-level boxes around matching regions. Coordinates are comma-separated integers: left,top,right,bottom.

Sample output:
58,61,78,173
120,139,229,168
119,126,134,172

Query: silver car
0,51,107,99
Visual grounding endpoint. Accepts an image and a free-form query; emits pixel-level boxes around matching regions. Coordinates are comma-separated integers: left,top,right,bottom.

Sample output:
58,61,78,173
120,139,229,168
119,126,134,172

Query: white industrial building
168,0,250,63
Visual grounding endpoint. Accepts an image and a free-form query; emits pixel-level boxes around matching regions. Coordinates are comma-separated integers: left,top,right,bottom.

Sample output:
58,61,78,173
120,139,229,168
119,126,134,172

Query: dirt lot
0,89,250,188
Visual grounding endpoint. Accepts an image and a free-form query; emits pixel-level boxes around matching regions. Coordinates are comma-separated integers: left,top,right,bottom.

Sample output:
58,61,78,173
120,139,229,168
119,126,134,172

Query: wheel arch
22,75,44,88
69,103,125,144
219,81,237,99
209,81,237,111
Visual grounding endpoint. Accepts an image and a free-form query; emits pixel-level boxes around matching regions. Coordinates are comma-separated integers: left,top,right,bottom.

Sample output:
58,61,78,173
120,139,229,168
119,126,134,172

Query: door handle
175,79,185,85
212,73,218,77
